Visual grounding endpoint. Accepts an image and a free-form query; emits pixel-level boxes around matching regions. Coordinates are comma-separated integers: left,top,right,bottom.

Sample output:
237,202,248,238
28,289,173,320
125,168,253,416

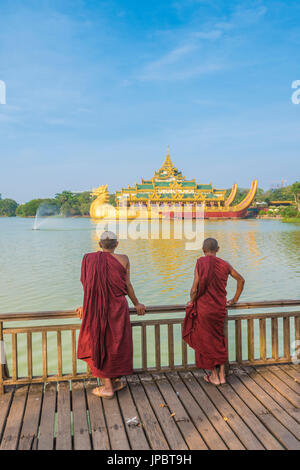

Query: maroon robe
77,251,133,378
183,255,230,370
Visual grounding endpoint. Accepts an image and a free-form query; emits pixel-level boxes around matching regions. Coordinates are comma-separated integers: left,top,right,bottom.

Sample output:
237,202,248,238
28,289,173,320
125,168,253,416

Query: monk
76,231,145,399
185,237,245,385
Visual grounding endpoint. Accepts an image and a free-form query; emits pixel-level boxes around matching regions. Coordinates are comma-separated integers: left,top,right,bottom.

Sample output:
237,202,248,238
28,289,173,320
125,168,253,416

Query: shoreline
256,216,283,220
1,215,299,223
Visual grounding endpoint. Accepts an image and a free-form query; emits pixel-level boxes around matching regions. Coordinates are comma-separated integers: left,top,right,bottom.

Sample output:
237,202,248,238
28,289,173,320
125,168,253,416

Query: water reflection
0,218,299,314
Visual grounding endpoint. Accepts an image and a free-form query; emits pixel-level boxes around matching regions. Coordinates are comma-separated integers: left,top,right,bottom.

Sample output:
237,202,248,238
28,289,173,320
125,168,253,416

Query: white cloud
136,3,269,83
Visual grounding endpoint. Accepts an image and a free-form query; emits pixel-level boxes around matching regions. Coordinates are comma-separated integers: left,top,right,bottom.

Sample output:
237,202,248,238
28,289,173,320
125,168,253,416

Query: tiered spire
162,146,173,168
157,146,177,176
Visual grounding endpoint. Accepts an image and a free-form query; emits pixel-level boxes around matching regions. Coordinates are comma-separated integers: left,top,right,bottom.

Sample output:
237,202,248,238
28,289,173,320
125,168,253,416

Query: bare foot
112,381,126,392
219,376,227,384
204,374,220,386
92,386,114,399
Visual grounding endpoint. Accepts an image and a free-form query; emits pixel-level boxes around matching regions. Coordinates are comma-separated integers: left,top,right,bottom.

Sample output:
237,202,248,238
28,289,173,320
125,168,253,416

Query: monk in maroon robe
76,231,145,399
185,238,245,385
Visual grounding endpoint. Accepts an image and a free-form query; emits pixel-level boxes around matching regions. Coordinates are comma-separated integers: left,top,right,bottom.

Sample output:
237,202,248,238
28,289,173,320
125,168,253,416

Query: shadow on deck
1,364,300,450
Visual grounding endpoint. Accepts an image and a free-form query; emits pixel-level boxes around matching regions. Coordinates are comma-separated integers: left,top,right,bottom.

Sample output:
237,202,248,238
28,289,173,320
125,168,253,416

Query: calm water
0,217,299,374
0,217,299,312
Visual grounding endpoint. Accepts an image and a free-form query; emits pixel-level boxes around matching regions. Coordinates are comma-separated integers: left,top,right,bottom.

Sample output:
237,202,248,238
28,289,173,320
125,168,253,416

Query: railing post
235,319,242,364
0,322,9,394
259,318,267,362
248,318,254,362
283,317,291,360
224,316,230,375
0,321,4,394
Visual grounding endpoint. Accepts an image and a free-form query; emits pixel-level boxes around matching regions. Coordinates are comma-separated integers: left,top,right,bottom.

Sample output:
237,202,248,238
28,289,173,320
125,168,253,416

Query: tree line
0,191,113,217
0,183,299,217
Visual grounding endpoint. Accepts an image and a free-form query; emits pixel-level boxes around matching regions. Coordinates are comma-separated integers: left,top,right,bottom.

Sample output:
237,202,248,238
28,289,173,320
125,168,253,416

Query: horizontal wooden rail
0,299,300,322
1,300,300,394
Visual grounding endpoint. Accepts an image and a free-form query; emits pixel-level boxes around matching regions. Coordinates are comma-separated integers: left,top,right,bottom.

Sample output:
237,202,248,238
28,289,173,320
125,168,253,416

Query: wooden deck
1,364,300,450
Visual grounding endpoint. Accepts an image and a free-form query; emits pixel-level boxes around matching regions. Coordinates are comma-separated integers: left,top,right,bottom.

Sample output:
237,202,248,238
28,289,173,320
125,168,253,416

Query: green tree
291,182,300,212
0,198,18,216
109,193,116,207
280,206,299,218
16,198,59,217
77,191,94,215
60,201,81,216
55,191,74,205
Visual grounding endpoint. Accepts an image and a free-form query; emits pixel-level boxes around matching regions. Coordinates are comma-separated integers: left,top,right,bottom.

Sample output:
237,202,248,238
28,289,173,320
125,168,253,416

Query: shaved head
202,237,219,253
99,231,118,250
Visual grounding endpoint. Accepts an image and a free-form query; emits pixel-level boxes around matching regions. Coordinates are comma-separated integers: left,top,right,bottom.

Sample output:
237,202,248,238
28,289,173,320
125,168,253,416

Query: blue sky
0,0,299,202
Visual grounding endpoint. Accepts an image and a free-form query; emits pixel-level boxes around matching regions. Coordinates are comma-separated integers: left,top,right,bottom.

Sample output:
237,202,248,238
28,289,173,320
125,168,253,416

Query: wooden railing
0,300,300,393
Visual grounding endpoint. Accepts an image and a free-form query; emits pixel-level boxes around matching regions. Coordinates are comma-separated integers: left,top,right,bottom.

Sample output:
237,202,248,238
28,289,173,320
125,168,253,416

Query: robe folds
77,251,133,378
183,255,230,370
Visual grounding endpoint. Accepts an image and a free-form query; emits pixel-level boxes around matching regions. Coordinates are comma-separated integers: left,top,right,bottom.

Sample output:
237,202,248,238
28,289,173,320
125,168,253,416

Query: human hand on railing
76,306,83,319
135,303,146,316
226,298,236,307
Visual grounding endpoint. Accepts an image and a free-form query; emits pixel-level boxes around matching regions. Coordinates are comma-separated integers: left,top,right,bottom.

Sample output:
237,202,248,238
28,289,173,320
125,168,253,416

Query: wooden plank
193,370,261,450
85,380,110,450
72,381,91,450
56,381,72,450
267,365,300,399
244,366,300,424
234,367,300,449
167,372,227,450
0,387,14,443
0,386,28,450
38,383,56,450
117,376,150,450
18,384,43,450
1,302,300,323
256,366,300,408
1,373,89,387
277,364,300,389
259,318,267,361
102,384,130,450
223,371,283,450
271,317,279,360
283,364,300,383
128,374,169,450
235,319,242,363
180,371,243,450
153,372,207,450
138,373,187,450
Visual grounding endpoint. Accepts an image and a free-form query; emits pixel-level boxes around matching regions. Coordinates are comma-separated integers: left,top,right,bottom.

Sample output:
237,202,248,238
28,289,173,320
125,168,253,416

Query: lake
0,217,299,373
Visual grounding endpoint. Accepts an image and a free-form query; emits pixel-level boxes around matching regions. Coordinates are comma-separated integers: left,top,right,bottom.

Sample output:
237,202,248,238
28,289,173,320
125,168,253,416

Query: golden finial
163,146,173,168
